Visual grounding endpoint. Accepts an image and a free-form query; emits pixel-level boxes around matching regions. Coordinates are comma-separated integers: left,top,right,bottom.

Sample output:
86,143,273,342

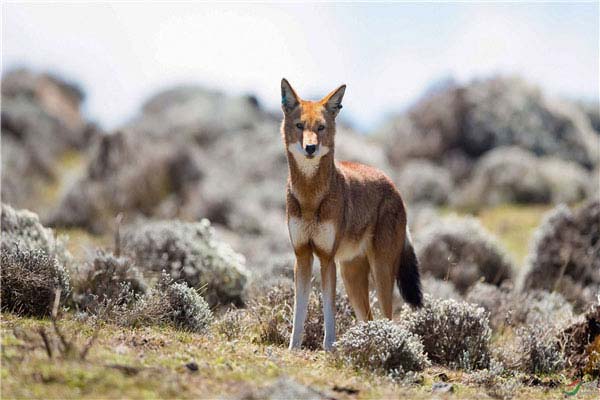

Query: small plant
470,358,505,387
247,281,356,350
515,324,565,374
400,294,491,370
1,203,71,267
73,250,147,313
1,243,70,317
334,320,429,375
162,279,213,333
214,309,248,341
112,272,213,333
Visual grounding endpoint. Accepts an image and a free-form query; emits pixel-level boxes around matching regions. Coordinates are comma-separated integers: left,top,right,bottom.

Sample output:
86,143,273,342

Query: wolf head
280,79,345,172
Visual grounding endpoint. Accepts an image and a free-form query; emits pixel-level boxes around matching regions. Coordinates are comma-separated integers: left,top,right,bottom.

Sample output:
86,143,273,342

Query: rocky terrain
1,69,599,399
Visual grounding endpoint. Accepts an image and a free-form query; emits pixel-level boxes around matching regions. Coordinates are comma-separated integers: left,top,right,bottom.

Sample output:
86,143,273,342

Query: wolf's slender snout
305,144,316,155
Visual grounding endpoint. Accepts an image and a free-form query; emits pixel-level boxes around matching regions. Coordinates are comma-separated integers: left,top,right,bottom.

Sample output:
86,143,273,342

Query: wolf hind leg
340,256,373,321
368,250,396,319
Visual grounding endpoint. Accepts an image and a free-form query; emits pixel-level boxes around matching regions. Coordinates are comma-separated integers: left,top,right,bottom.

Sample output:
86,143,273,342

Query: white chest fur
288,217,336,253
288,218,372,262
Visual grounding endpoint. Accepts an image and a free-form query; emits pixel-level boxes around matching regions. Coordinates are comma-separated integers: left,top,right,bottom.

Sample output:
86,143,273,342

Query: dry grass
1,204,593,399
1,313,581,400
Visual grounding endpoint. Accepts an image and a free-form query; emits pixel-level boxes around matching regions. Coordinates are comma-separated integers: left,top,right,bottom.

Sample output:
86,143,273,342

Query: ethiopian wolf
280,79,423,351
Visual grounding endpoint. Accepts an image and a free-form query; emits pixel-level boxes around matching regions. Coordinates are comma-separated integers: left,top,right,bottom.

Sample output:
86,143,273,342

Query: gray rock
432,382,454,394
240,377,330,400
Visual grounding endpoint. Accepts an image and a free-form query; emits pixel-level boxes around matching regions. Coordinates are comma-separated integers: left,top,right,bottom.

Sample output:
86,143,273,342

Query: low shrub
1,203,71,266
465,283,574,331
72,251,147,312
470,358,505,387
214,309,248,341
468,358,520,399
112,273,213,333
400,295,491,370
1,204,71,316
538,157,591,204
164,280,213,333
248,281,356,350
416,215,514,294
47,130,203,233
420,276,461,301
515,324,565,374
520,200,600,311
456,146,551,207
334,320,429,375
0,243,70,317
456,147,591,208
121,219,248,308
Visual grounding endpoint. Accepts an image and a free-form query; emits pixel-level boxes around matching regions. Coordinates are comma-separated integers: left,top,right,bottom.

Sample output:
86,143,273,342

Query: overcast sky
2,2,598,132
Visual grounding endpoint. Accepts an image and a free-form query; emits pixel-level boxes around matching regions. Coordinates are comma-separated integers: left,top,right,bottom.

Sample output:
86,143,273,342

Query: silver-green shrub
1,203,71,266
1,203,71,316
163,279,213,333
1,243,70,316
520,200,600,311
397,159,453,206
465,282,574,331
400,295,491,370
214,309,248,341
121,219,247,307
73,250,148,312
334,320,429,375
115,273,213,333
416,215,514,294
514,324,565,374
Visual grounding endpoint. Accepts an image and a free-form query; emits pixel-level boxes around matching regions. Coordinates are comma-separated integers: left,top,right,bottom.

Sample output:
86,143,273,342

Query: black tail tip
402,282,423,308
397,239,423,308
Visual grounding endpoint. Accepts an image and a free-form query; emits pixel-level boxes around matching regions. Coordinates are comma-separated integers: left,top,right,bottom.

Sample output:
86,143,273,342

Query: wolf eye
317,125,325,131
295,123,304,129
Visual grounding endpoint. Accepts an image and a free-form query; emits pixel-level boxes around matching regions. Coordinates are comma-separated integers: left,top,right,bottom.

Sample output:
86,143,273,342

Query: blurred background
1,2,599,307
3,3,598,131
2,5,600,393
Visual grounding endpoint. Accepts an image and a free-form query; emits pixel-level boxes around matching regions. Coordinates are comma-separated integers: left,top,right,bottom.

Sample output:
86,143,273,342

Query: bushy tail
396,234,423,308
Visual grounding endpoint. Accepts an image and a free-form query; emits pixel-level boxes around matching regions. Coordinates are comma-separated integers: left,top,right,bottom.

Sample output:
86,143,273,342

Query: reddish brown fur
281,79,415,350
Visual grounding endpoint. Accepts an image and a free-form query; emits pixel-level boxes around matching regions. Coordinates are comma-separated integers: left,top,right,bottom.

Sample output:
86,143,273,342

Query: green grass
476,205,551,266
448,204,551,266
1,313,578,399
3,204,590,399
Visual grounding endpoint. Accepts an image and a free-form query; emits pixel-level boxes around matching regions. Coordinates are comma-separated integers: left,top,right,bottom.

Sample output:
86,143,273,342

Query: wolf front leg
320,257,336,351
289,251,313,350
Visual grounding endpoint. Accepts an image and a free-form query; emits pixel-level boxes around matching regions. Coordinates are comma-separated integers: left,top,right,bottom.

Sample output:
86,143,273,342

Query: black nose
305,144,316,155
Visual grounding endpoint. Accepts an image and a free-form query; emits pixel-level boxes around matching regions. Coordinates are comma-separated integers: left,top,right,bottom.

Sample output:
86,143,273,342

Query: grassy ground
475,205,552,265
1,313,585,399
3,204,595,399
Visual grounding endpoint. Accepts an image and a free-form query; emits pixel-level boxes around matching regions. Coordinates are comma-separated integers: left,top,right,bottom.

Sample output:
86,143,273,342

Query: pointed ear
322,84,346,117
281,78,301,113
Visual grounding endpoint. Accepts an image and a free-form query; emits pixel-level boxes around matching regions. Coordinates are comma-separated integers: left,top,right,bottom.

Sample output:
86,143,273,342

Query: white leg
320,259,336,351
289,253,312,350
